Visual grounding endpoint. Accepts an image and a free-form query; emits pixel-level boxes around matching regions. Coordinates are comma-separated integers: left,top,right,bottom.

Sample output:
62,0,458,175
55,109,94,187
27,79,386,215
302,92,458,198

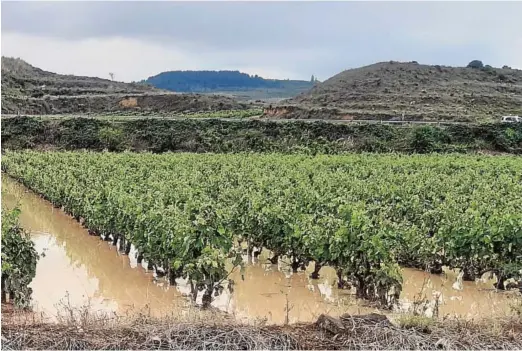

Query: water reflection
2,176,187,319
2,176,519,324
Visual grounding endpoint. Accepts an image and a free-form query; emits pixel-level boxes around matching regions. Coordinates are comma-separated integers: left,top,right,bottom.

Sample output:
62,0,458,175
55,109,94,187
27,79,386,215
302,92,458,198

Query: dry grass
2,321,298,350
2,301,522,350
293,315,522,350
512,298,522,318
1,302,298,350
396,314,434,333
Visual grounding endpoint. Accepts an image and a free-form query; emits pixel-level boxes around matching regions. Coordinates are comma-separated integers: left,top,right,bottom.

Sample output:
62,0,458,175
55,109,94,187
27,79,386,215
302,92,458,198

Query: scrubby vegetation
2,310,522,350
1,208,39,308
287,61,522,122
2,117,522,154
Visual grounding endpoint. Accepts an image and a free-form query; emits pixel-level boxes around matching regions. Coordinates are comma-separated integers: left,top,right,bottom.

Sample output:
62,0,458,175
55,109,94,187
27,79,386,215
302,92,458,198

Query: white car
501,115,522,123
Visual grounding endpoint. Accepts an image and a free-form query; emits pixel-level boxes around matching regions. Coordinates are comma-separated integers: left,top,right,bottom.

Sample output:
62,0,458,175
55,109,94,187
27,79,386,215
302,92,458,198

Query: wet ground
2,176,519,324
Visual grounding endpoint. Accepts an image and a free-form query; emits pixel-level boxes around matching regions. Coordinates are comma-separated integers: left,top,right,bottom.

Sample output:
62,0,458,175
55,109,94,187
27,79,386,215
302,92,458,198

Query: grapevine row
2,151,521,307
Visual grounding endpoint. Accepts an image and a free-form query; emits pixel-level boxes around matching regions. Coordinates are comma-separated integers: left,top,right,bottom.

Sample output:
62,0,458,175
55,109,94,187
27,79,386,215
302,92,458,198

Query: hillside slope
1,57,250,115
2,57,157,97
280,61,522,122
144,70,314,100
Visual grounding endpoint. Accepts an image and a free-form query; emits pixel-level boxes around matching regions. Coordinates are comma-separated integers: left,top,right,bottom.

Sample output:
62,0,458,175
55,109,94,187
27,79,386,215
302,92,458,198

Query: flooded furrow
2,176,519,324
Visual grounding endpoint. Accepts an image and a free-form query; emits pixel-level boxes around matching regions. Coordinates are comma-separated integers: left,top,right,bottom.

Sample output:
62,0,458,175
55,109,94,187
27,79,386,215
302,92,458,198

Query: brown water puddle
2,176,519,324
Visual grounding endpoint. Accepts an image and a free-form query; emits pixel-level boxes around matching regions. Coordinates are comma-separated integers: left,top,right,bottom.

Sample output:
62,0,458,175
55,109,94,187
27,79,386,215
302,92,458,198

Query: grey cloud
2,1,522,80
4,2,520,49
2,2,384,51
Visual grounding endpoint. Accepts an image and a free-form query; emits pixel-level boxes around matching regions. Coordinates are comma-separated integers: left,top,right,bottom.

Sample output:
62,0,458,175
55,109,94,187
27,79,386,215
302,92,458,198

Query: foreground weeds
2,303,297,350
2,302,522,350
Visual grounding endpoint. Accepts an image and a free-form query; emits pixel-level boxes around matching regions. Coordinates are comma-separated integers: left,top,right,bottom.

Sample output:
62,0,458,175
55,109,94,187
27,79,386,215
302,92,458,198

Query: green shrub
359,137,391,153
467,60,484,69
491,126,522,152
1,208,39,308
2,117,522,155
99,126,126,151
409,126,449,153
482,65,496,75
57,118,107,150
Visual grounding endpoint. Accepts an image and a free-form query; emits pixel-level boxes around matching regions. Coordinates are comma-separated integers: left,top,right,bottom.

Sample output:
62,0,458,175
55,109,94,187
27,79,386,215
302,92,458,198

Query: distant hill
144,70,314,100
2,56,158,98
1,57,250,115
279,61,522,122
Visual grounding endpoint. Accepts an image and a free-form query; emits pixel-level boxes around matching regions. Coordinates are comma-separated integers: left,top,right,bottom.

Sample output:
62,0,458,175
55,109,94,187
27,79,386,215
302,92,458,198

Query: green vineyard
2,151,521,307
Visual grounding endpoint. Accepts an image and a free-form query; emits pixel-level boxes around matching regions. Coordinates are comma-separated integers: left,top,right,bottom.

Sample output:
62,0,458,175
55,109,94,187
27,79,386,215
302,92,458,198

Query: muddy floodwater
2,176,520,324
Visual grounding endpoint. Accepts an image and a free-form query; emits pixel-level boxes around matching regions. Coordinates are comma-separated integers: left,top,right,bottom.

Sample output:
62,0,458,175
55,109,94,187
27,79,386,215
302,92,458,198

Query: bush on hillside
409,126,450,153
482,65,496,75
99,126,126,151
467,60,484,69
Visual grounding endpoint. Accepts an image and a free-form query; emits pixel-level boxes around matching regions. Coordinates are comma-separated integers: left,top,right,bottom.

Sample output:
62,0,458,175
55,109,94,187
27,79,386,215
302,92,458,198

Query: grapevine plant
2,151,521,308
1,207,39,308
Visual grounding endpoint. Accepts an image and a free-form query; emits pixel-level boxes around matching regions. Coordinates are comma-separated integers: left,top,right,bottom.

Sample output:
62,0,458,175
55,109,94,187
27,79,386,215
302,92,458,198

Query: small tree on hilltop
467,60,484,69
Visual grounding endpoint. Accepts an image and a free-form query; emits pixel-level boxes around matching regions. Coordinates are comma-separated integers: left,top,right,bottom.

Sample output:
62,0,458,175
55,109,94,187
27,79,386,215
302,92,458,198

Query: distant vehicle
501,115,522,123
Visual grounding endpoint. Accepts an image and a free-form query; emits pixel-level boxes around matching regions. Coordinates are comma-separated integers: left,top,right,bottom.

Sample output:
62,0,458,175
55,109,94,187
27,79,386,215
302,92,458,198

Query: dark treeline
144,70,313,92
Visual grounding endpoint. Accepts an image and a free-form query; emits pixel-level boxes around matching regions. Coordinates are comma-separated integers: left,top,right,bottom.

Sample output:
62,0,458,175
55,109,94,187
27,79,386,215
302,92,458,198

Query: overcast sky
2,1,522,82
